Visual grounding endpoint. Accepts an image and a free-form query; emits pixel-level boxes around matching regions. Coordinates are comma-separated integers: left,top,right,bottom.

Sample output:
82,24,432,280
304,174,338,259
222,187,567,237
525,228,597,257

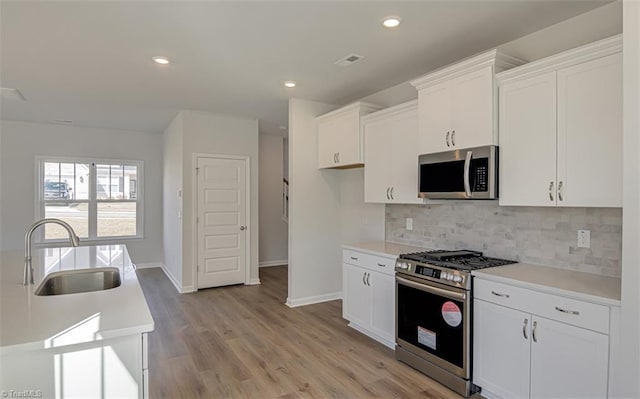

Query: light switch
406,218,413,231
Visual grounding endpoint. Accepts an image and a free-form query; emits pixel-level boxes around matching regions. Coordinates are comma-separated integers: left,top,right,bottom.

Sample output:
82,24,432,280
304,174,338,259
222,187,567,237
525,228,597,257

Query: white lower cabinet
473,278,610,399
1,332,149,398
343,249,396,348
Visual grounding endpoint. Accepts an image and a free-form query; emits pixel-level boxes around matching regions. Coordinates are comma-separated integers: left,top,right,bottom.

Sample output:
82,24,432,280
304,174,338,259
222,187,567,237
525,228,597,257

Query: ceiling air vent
1,87,27,101
334,54,364,67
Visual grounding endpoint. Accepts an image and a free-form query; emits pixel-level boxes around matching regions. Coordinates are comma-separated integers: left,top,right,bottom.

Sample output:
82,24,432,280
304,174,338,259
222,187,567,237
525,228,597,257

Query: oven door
396,274,470,379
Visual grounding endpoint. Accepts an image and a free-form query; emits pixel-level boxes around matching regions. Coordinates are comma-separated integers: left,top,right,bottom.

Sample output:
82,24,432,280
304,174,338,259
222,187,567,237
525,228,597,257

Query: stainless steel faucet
24,218,80,285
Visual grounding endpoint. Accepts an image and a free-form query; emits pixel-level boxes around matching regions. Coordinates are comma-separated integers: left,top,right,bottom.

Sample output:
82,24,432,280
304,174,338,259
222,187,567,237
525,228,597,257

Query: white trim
246,278,261,285
497,34,622,85
285,291,342,308
361,100,418,124
192,153,252,290
411,49,525,90
347,322,395,350
259,260,288,268
314,101,382,123
134,262,162,269
157,263,196,293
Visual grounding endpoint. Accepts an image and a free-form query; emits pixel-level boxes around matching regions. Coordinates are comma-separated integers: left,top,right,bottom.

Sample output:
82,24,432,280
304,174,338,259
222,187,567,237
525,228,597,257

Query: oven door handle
396,276,467,301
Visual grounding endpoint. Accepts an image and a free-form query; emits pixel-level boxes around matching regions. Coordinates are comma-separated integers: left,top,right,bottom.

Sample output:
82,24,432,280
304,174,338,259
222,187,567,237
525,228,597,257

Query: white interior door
197,156,248,289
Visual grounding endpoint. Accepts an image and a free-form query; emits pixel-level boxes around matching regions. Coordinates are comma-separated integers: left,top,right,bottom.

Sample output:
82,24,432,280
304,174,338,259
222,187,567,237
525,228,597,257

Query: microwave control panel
475,166,487,191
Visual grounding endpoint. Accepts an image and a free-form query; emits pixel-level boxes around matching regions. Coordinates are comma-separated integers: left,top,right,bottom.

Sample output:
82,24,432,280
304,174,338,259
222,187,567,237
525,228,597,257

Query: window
37,157,143,242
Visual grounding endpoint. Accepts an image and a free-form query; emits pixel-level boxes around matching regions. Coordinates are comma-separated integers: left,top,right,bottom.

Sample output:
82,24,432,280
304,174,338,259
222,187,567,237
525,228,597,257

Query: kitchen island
0,245,153,398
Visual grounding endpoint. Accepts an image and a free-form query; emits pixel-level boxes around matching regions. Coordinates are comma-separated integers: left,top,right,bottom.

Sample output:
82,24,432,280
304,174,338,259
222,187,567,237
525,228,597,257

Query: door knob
240,226,246,231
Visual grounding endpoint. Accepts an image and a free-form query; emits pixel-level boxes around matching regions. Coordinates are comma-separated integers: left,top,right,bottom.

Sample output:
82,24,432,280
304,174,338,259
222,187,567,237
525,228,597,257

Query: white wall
0,120,163,264
287,99,385,307
339,168,385,244
181,110,260,289
359,2,622,109
258,134,288,266
499,1,622,62
618,1,640,397
162,113,184,287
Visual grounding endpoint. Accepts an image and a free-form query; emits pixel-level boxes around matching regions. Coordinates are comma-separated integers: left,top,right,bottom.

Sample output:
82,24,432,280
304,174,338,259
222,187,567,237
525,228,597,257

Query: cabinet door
418,81,451,154
390,108,423,204
363,118,393,203
499,72,558,206
317,111,360,168
473,299,531,399
557,53,622,207
530,316,608,399
450,65,495,149
369,271,395,344
343,263,371,327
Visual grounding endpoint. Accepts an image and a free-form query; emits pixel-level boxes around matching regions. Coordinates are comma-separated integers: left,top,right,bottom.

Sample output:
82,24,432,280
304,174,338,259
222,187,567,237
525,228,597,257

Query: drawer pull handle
350,256,358,261
377,263,386,267
555,306,580,316
523,318,528,340
532,321,538,343
491,290,510,298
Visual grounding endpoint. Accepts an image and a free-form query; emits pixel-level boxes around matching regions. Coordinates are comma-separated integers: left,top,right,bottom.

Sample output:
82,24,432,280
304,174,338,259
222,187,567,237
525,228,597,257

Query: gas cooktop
398,250,517,272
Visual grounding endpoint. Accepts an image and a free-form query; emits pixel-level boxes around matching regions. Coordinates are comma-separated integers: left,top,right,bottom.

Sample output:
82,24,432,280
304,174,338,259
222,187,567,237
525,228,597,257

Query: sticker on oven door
417,326,436,350
442,301,462,327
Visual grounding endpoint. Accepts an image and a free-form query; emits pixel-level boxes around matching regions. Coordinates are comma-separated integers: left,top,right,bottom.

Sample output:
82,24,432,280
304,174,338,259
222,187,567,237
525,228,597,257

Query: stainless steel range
395,250,516,397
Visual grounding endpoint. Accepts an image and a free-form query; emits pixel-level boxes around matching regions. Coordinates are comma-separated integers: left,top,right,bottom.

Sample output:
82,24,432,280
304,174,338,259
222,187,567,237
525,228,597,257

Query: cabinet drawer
474,278,610,334
343,250,396,276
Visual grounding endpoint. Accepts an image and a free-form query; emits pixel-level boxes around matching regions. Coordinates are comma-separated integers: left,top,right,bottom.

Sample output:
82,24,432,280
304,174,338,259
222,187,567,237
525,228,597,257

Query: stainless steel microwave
418,145,498,200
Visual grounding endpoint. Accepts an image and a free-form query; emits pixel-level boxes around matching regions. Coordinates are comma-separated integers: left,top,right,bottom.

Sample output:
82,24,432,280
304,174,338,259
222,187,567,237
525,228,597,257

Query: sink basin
34,267,121,296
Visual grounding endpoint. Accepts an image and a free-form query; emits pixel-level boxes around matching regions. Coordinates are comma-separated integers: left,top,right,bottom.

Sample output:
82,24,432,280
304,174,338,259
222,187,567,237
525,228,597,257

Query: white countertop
472,263,621,307
0,245,154,353
342,241,429,258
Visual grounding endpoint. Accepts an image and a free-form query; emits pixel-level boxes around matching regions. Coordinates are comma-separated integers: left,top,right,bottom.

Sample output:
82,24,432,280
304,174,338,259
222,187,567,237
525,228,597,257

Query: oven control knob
397,262,408,270
453,275,463,283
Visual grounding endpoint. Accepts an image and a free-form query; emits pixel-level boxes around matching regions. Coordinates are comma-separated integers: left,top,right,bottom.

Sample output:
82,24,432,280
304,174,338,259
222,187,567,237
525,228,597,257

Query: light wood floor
137,266,461,399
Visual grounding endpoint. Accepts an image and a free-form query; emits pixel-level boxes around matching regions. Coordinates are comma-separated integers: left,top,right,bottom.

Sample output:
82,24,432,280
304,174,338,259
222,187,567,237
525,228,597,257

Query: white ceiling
1,1,610,134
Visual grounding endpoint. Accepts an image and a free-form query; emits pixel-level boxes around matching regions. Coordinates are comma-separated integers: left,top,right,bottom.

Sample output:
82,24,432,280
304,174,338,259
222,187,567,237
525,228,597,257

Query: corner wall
287,99,385,307
616,1,640,397
259,134,288,266
162,113,184,288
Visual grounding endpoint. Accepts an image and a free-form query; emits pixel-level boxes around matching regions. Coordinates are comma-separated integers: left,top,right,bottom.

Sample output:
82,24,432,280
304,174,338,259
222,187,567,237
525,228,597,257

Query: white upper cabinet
499,72,558,206
498,35,622,207
316,102,381,169
363,101,423,204
411,50,524,155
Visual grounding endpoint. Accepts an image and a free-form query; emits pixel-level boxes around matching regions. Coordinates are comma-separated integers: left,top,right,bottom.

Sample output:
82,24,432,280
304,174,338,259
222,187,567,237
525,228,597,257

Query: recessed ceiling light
152,56,170,65
284,81,296,88
382,16,401,28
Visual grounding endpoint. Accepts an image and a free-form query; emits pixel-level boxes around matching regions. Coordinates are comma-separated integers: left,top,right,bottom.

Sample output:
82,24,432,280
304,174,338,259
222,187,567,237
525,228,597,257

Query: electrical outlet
577,230,591,248
406,218,413,231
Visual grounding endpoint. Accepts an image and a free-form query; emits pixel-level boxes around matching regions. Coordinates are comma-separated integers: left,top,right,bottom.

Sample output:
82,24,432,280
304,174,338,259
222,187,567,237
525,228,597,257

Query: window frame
35,156,144,244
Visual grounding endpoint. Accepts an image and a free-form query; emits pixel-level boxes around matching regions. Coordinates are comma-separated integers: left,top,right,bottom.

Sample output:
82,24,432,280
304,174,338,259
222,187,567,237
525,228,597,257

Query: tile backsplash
386,202,622,277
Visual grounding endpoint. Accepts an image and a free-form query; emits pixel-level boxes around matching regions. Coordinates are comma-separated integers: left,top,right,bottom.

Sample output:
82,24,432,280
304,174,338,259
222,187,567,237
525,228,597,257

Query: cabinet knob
446,131,451,147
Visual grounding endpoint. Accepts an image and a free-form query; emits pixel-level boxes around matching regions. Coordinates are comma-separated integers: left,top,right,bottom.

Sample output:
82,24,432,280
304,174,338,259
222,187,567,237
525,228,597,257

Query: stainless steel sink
34,267,121,296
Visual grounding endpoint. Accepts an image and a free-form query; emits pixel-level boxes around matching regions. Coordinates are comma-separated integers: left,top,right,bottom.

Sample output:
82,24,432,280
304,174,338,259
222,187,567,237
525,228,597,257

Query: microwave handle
463,150,473,198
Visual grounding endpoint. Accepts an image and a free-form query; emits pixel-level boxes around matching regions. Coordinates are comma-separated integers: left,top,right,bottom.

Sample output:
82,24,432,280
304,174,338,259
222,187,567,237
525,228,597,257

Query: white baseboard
158,264,196,294
134,262,162,269
285,291,342,308
259,259,288,268
246,278,261,285
348,321,395,350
